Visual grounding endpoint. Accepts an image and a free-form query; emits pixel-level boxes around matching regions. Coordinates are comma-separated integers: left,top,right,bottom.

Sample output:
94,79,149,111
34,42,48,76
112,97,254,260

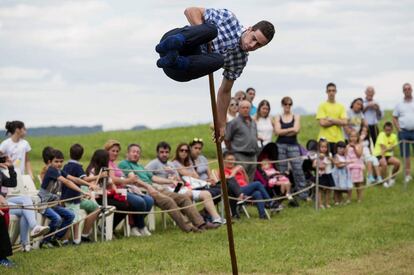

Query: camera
0,156,6,163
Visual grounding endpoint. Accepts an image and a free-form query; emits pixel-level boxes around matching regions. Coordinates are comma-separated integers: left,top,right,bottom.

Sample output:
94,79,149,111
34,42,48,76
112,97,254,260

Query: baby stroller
254,142,298,208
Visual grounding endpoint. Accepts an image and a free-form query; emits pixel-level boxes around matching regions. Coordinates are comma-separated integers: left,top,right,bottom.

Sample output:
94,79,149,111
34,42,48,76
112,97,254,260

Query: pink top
346,146,365,169
109,160,123,178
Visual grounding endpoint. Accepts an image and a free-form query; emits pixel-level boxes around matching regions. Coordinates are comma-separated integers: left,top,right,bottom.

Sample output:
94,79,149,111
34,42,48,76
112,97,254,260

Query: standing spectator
246,87,257,116
0,194,13,267
344,98,368,141
234,90,246,102
363,86,383,145
274,96,308,200
225,100,259,181
316,83,348,154
393,83,414,184
227,97,239,122
254,100,274,147
0,121,33,178
346,130,365,203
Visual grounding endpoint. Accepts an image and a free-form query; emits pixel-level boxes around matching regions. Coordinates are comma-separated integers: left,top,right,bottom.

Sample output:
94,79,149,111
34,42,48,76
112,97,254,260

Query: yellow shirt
316,101,347,142
373,132,398,157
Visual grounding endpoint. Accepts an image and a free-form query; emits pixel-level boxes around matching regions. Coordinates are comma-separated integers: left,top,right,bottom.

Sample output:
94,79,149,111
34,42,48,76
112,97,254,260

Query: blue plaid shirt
202,8,249,81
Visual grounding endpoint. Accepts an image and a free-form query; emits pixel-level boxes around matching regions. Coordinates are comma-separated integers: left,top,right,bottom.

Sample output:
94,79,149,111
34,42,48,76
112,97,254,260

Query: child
313,139,335,209
373,122,400,188
332,141,352,205
346,130,365,202
39,146,54,182
362,140,382,184
62,144,100,244
38,149,88,248
260,159,292,200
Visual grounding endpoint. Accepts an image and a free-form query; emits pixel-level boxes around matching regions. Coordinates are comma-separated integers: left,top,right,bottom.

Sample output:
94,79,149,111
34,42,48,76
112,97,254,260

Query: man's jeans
159,24,224,82
240,181,271,218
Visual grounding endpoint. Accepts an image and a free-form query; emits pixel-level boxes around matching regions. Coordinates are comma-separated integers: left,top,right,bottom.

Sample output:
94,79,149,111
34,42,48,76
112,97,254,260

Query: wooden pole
207,45,238,275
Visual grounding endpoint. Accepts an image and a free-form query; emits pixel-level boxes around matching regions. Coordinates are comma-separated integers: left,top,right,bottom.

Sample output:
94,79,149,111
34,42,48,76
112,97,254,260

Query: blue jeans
43,205,75,241
159,24,224,82
127,192,154,229
8,196,38,245
240,181,271,218
398,129,414,158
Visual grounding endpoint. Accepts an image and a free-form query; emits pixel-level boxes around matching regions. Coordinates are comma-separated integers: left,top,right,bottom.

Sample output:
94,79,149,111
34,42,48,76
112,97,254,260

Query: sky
0,0,413,130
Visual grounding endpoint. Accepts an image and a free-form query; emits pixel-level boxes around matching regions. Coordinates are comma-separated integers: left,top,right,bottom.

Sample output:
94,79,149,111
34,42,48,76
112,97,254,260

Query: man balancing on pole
155,7,275,139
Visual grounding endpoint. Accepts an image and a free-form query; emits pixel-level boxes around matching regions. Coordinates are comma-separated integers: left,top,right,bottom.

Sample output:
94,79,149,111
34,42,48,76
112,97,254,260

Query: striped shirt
202,8,249,81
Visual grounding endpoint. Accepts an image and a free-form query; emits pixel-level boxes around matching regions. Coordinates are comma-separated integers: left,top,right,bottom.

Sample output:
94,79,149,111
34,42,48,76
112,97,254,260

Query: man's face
240,28,269,52
365,88,375,101
157,147,170,163
246,90,256,102
403,84,412,98
51,158,64,170
239,100,251,117
128,146,141,162
326,86,337,101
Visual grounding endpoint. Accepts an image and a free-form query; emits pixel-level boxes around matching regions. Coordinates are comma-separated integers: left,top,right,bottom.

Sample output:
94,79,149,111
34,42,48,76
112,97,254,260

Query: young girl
260,159,292,200
0,121,33,178
313,139,335,209
332,141,352,205
362,140,382,184
346,130,365,202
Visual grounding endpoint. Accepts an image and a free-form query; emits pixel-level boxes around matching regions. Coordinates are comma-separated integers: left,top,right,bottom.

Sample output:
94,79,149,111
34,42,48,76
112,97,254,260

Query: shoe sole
31,227,50,238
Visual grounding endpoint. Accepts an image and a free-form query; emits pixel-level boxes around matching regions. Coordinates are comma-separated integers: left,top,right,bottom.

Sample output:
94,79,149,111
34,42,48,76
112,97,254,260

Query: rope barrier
3,195,86,210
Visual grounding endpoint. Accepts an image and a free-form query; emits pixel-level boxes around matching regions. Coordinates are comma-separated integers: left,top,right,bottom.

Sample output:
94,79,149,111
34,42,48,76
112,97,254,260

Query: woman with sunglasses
227,97,239,123
254,99,274,147
274,96,308,200
173,143,225,224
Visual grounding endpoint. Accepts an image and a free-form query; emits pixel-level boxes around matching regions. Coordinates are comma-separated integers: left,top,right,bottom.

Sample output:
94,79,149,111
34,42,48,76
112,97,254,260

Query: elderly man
118,143,219,232
393,83,414,183
155,7,275,139
225,100,259,181
316,82,348,154
363,86,383,145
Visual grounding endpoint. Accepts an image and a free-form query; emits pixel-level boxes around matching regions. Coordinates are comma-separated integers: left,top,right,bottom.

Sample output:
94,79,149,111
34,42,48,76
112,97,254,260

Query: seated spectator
373,122,400,188
0,153,49,252
254,100,274,147
38,149,85,248
362,140,382,184
222,151,274,219
274,96,308,200
172,143,225,224
62,144,100,244
118,144,219,232
103,140,154,237
0,194,13,267
260,159,292,200
225,100,259,181
40,146,54,181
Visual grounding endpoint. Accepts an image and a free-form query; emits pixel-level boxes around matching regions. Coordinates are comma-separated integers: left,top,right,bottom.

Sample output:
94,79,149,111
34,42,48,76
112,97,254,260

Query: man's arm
318,118,333,127
184,7,205,25
217,77,235,137
151,175,178,186
393,116,401,132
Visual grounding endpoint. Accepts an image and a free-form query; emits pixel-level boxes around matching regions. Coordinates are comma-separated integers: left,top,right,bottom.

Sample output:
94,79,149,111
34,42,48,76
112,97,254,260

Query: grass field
3,111,414,274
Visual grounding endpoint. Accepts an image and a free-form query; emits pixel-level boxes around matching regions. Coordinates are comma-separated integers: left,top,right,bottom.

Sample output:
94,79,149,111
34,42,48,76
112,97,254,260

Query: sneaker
367,175,375,184
287,194,293,200
81,236,92,243
30,225,50,238
389,179,396,187
199,221,220,230
40,241,56,249
405,175,412,183
212,217,226,225
23,244,31,252
383,182,390,188
377,176,383,183
345,199,351,205
138,226,152,236
130,227,143,237
0,258,15,268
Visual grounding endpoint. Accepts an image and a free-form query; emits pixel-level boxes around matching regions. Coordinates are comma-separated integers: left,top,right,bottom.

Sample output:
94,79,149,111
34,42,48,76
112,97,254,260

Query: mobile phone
174,182,183,193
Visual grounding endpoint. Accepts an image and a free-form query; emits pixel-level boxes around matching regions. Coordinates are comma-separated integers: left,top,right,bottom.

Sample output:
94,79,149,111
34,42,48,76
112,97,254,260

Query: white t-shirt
256,117,273,147
393,100,414,130
0,138,31,174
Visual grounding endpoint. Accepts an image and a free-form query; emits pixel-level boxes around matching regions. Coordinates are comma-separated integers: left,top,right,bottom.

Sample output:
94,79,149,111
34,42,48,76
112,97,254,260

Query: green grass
3,111,411,274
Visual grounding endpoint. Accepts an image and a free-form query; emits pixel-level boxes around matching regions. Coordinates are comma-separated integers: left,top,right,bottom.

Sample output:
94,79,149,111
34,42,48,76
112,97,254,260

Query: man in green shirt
118,143,219,232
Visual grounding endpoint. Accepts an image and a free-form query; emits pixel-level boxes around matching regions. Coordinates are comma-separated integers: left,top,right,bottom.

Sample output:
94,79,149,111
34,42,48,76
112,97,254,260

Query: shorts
376,156,391,162
65,203,81,223
80,199,99,214
365,155,379,166
398,129,414,158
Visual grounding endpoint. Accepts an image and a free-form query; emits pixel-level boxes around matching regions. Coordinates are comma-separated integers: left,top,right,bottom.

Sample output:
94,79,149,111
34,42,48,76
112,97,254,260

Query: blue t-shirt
61,160,86,204
38,166,67,202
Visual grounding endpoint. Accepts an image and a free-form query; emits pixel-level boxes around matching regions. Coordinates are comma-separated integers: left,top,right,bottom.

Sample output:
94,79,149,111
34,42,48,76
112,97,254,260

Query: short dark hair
350,98,364,109
70,143,84,161
127,143,141,152
42,146,54,164
246,87,256,93
326,82,336,90
223,151,235,159
336,141,347,149
384,121,393,129
252,21,275,43
52,149,64,160
156,141,171,152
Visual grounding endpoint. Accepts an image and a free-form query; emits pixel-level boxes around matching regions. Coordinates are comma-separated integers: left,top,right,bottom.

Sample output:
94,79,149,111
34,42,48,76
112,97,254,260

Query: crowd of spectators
0,82,413,267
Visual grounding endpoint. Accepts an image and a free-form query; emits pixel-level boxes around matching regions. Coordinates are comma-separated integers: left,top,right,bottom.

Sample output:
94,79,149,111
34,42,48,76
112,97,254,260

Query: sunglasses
179,149,188,153
283,102,292,106
230,103,238,107
193,137,203,142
